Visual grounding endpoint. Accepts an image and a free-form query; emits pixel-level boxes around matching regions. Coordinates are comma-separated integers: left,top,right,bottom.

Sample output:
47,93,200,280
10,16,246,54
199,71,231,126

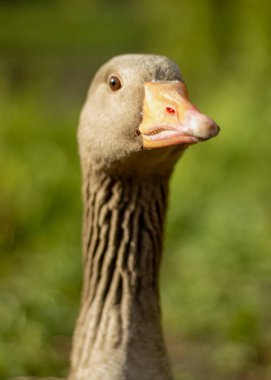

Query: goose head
78,54,219,179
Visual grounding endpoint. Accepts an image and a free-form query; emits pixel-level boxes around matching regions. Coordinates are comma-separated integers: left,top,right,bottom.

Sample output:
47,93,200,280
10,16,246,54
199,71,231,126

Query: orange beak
139,81,220,148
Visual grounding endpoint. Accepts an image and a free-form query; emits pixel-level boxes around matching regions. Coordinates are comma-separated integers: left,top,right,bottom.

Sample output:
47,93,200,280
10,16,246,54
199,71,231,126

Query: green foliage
0,1,270,379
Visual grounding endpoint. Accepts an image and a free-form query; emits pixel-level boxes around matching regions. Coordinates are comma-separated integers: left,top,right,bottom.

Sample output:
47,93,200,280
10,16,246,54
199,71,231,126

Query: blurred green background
0,0,270,379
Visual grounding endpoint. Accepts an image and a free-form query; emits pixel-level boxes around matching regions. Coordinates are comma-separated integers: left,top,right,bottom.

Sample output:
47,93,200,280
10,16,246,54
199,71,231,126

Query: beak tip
205,119,220,139
213,123,221,137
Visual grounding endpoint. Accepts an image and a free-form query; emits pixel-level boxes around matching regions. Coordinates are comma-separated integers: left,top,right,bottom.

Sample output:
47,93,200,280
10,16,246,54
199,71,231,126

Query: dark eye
109,75,122,91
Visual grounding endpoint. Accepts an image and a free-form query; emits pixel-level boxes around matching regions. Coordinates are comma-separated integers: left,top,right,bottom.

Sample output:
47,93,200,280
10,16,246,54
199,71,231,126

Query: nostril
166,107,176,115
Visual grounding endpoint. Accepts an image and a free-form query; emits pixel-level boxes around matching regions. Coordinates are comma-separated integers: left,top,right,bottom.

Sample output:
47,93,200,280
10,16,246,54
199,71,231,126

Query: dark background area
0,1,271,379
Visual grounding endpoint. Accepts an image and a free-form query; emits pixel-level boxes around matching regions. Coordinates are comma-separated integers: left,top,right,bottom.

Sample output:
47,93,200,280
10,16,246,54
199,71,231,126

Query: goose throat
69,170,172,380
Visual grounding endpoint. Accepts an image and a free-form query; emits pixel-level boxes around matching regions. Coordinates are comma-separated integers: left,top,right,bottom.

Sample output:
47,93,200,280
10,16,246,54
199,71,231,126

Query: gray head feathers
78,54,184,179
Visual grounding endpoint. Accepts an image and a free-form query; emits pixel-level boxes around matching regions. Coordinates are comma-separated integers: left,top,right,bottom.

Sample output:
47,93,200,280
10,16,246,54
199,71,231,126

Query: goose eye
109,75,122,91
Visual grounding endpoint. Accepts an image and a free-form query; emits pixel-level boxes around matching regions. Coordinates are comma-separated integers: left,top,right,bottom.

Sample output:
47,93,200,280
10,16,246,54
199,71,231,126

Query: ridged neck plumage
69,169,173,380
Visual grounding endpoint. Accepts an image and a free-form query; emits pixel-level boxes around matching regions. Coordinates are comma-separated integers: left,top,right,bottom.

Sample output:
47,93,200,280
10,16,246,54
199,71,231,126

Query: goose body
18,54,219,380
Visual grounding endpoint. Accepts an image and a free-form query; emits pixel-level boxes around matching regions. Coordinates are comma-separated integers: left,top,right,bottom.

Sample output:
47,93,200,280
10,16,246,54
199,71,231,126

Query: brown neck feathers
69,170,172,380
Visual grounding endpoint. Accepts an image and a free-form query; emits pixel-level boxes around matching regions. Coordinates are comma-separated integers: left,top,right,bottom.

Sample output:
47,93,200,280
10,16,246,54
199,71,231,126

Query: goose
18,54,220,380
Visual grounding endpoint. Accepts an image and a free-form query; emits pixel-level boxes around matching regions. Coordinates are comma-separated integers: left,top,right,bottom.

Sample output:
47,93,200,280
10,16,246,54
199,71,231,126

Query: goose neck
69,170,172,380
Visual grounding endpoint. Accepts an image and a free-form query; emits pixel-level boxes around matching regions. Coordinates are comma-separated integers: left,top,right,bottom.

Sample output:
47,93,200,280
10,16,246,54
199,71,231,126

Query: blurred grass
0,0,271,379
